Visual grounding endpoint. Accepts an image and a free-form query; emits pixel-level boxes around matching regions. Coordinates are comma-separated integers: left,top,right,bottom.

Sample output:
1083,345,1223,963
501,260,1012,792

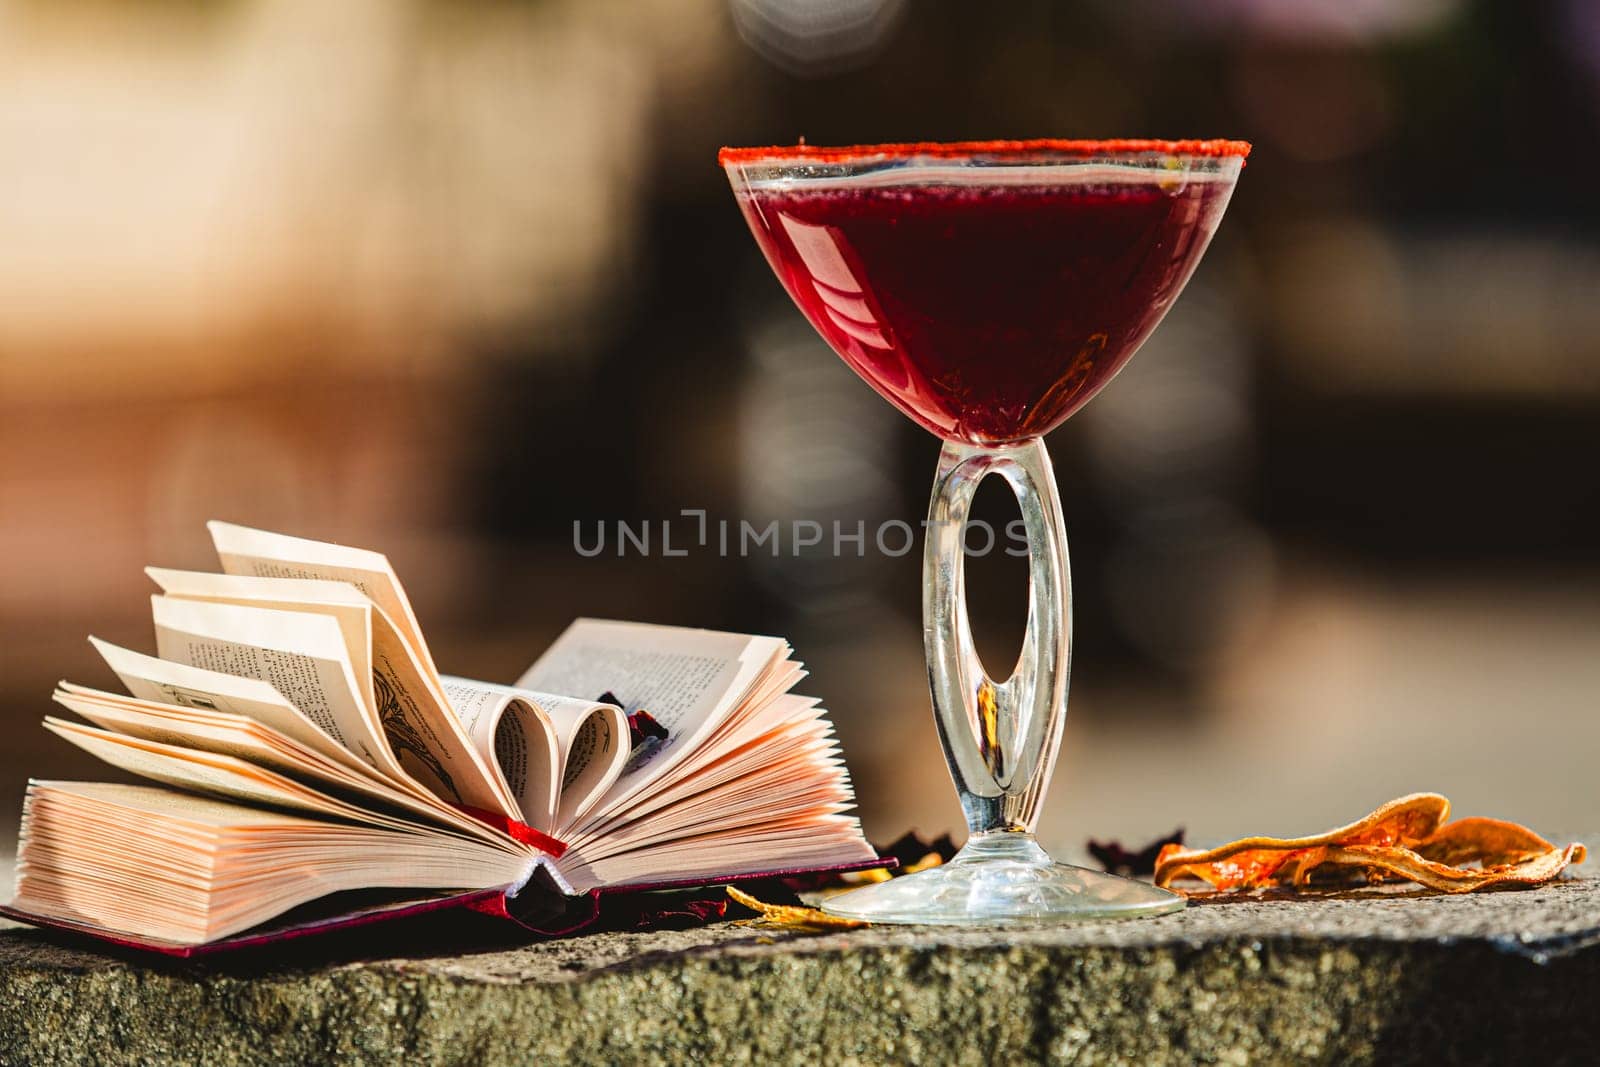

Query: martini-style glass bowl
721,139,1248,924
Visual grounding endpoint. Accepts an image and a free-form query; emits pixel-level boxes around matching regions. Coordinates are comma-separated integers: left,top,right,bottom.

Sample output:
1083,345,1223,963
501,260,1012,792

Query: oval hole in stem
963,472,1031,684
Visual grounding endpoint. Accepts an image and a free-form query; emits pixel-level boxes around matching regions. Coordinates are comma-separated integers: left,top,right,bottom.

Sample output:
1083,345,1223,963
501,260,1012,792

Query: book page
556,814,876,892
365,607,515,814
54,688,381,787
146,570,375,689
42,718,423,831
207,521,442,686
579,736,849,859
44,694,518,848
515,619,786,828
537,693,628,830
151,595,397,775
87,637,351,764
610,660,808,816
440,678,559,829
575,692,832,838
148,569,515,816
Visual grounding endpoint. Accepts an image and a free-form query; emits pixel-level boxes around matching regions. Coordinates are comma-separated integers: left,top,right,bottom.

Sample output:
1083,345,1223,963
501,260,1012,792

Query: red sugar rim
719,138,1251,166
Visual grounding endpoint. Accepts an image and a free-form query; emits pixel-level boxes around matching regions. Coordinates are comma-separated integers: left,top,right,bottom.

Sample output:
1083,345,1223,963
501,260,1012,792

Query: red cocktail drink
729,145,1239,443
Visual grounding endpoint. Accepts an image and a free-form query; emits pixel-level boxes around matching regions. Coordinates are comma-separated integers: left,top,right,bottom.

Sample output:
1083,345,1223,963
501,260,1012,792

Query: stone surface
2,876,1597,1066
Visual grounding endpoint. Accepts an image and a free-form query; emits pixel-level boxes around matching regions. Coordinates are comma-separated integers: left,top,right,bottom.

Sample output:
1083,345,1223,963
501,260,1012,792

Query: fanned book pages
1,523,879,954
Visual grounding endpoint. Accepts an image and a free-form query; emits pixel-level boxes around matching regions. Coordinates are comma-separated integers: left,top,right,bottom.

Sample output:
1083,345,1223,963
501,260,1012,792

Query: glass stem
923,437,1071,840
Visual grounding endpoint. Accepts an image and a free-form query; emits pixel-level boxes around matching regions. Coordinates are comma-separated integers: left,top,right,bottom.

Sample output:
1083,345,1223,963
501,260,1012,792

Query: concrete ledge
2,877,1597,1066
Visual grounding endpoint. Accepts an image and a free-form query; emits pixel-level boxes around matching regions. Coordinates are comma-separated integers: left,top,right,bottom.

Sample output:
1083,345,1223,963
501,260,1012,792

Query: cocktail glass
721,139,1249,924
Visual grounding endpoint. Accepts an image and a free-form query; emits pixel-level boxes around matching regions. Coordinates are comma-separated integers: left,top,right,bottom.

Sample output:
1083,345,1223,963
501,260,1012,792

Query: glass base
818,832,1186,925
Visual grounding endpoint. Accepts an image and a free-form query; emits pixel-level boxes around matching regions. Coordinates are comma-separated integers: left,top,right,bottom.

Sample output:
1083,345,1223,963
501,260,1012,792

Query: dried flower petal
1089,828,1185,877
901,851,946,875
725,885,869,930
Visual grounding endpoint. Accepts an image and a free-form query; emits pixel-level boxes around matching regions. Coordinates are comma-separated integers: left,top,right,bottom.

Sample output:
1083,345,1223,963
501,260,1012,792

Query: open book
3,523,878,953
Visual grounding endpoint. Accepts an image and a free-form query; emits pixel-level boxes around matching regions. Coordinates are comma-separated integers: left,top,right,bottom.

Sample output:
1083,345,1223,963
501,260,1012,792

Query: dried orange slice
1154,793,1449,891
1305,842,1586,893
1153,794,1584,895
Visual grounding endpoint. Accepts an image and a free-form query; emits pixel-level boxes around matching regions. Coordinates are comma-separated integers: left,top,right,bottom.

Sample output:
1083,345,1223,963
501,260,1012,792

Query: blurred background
1,0,1597,865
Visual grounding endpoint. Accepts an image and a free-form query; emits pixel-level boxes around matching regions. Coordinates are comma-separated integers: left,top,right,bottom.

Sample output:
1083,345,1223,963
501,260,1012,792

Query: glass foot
818,832,1186,925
